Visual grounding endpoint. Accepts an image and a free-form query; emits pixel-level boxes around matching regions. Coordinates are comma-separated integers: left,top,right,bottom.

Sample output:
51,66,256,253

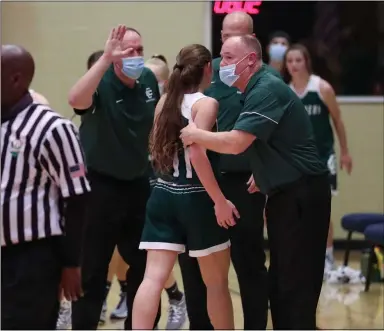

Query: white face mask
269,44,288,62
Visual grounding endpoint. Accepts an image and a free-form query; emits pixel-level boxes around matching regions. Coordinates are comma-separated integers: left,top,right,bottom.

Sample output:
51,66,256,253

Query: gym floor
101,251,384,330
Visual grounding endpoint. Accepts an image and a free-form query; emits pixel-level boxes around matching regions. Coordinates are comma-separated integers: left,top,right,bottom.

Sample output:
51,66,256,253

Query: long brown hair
282,43,313,83
150,44,212,175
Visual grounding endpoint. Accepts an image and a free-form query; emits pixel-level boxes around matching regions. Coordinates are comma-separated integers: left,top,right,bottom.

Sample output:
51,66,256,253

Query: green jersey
233,67,327,195
290,75,334,163
78,66,160,181
205,57,282,173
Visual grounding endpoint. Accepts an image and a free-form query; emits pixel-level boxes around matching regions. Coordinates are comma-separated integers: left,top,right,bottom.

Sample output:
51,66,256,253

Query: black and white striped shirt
1,94,91,247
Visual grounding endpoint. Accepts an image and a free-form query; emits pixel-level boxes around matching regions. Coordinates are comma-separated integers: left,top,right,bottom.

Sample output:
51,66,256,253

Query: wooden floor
101,251,384,330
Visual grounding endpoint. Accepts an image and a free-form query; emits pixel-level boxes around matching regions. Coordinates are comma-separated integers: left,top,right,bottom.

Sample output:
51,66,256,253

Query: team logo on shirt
145,87,155,103
10,139,22,158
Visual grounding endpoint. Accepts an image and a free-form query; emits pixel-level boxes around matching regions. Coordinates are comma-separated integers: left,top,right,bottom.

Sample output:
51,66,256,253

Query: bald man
181,35,331,330
30,89,50,105
178,12,280,330
1,45,90,329
68,25,161,330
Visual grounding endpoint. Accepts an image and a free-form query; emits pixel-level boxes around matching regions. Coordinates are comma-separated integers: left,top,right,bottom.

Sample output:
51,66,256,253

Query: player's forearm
57,193,89,267
68,54,110,110
189,144,226,204
334,120,349,154
191,129,241,155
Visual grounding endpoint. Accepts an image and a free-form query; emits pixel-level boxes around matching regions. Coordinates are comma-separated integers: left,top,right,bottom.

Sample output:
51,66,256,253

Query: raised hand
103,25,133,61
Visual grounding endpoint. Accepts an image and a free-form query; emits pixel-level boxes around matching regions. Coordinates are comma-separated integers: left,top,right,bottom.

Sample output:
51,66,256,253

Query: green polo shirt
233,66,327,195
78,66,160,181
205,57,282,173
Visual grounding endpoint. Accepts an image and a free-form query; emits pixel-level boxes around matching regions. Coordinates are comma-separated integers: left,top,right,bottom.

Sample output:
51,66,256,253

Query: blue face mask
121,56,145,79
269,44,288,62
219,56,248,87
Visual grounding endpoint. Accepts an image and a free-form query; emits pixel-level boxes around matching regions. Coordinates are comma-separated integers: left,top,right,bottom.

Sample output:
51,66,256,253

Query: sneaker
324,254,335,279
110,292,128,320
99,300,108,325
56,300,72,330
165,295,187,330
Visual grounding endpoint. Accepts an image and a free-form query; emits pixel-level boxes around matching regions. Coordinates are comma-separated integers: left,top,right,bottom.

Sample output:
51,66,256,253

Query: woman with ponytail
132,44,238,330
145,54,188,330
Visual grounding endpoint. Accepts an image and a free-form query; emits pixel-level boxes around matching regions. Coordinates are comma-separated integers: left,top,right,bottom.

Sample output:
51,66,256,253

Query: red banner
213,1,262,15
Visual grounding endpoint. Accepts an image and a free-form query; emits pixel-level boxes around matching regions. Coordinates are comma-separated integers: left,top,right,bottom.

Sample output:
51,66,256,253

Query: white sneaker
165,295,187,330
324,254,335,279
110,291,128,320
99,300,108,325
56,300,71,330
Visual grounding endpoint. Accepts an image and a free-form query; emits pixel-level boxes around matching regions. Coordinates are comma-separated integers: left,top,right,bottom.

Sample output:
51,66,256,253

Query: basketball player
145,54,188,330
284,44,353,273
132,43,238,330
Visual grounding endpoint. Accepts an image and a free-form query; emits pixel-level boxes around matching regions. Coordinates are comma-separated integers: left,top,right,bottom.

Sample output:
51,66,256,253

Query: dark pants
1,238,62,330
178,172,268,330
72,171,161,330
266,174,331,330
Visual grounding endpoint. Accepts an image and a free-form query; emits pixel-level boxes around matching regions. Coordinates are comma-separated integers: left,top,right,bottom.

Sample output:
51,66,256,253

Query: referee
1,45,90,329
181,35,331,330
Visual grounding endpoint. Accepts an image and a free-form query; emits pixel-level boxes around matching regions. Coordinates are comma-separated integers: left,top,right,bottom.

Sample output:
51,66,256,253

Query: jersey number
173,148,192,178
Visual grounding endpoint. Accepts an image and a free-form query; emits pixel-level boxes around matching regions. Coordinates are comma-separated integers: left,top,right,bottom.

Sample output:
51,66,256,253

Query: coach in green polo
181,35,331,331
67,25,161,330
205,12,281,331
175,12,283,331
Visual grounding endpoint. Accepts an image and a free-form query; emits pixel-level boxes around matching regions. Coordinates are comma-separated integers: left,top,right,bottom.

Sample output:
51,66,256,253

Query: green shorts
140,179,231,257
